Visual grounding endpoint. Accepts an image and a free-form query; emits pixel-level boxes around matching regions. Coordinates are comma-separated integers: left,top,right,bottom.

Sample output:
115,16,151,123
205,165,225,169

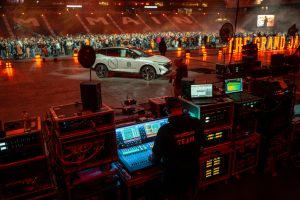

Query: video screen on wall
257,15,275,27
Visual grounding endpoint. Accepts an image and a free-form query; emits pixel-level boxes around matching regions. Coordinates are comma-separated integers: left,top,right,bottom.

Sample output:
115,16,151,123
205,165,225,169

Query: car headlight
163,61,172,69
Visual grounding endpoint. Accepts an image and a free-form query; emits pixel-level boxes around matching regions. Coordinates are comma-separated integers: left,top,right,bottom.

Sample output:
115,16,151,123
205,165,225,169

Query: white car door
117,49,138,73
105,48,120,72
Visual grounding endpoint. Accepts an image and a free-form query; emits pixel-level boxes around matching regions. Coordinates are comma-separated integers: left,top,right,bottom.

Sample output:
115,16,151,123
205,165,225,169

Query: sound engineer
150,97,203,200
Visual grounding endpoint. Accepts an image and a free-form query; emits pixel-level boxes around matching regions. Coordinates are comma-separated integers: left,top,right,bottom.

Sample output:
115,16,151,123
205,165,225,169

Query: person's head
165,97,183,116
174,58,182,66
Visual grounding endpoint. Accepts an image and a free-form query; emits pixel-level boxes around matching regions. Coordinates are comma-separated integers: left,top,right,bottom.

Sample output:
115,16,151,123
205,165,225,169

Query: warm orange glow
6,62,12,68
279,36,285,50
35,55,41,59
73,53,78,57
273,36,280,50
35,59,42,68
147,49,153,53
260,37,267,51
243,37,250,45
177,47,182,51
73,57,79,64
234,38,243,53
186,52,190,58
185,57,190,65
177,50,182,57
4,68,13,78
4,62,14,79
293,36,299,48
266,37,273,50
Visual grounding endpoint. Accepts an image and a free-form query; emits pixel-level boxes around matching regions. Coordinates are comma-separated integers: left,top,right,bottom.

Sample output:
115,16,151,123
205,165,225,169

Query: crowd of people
0,31,295,60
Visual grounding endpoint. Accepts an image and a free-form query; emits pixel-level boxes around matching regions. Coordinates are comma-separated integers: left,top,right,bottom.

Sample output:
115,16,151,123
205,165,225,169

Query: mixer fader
116,118,168,173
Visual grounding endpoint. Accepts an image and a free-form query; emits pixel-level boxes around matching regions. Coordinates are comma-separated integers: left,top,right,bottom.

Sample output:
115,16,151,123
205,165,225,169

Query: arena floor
0,48,298,121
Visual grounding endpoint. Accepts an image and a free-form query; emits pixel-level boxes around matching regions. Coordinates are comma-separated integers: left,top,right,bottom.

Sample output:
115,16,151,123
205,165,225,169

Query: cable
56,142,104,165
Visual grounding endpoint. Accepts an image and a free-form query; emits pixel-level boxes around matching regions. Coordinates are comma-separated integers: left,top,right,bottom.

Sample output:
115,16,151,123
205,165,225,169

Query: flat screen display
225,78,243,94
143,118,169,138
257,15,275,27
118,126,141,144
191,84,213,98
116,118,169,148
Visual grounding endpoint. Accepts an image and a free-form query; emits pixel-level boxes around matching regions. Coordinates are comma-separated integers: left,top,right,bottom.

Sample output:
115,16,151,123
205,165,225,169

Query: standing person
264,16,268,28
159,37,167,56
150,97,203,200
169,58,188,97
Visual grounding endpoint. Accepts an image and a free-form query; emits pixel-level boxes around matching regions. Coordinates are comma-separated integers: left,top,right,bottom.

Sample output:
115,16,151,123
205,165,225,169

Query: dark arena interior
1,0,300,199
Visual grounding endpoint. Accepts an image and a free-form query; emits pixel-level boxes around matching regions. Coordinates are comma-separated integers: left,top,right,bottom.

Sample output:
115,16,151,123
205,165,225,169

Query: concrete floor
0,49,297,121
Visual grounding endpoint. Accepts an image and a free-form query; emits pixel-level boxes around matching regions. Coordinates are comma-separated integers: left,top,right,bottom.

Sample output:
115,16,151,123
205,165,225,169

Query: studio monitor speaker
80,81,102,111
181,78,195,100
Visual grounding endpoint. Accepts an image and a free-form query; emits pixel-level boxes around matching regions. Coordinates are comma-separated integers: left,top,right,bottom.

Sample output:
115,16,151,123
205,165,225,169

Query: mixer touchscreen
121,127,141,144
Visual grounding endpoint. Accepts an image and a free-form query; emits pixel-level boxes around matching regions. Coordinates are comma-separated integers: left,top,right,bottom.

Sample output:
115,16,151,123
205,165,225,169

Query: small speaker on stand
80,81,102,111
78,45,101,111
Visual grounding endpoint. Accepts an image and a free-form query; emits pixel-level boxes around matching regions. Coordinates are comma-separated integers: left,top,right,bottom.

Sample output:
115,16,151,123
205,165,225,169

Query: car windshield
130,48,153,57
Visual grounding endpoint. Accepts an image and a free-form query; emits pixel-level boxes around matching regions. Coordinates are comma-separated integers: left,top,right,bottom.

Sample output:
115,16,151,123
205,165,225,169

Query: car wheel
95,64,108,78
141,66,156,81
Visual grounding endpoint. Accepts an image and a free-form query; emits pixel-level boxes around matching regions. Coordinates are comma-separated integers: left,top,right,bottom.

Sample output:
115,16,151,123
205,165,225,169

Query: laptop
225,78,257,102
190,84,217,105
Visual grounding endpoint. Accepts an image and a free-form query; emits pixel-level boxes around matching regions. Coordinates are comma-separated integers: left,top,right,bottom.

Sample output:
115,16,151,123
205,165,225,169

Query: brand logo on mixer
175,131,195,146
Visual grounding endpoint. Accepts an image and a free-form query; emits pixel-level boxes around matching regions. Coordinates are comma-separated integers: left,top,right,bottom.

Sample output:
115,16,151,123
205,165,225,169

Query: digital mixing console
116,118,168,173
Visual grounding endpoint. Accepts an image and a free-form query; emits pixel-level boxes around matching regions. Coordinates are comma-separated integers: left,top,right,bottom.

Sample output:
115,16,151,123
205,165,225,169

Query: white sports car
92,47,172,80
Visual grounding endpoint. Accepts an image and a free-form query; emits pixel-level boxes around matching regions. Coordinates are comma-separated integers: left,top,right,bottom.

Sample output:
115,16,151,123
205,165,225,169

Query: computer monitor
191,84,213,98
115,118,169,148
225,78,243,94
